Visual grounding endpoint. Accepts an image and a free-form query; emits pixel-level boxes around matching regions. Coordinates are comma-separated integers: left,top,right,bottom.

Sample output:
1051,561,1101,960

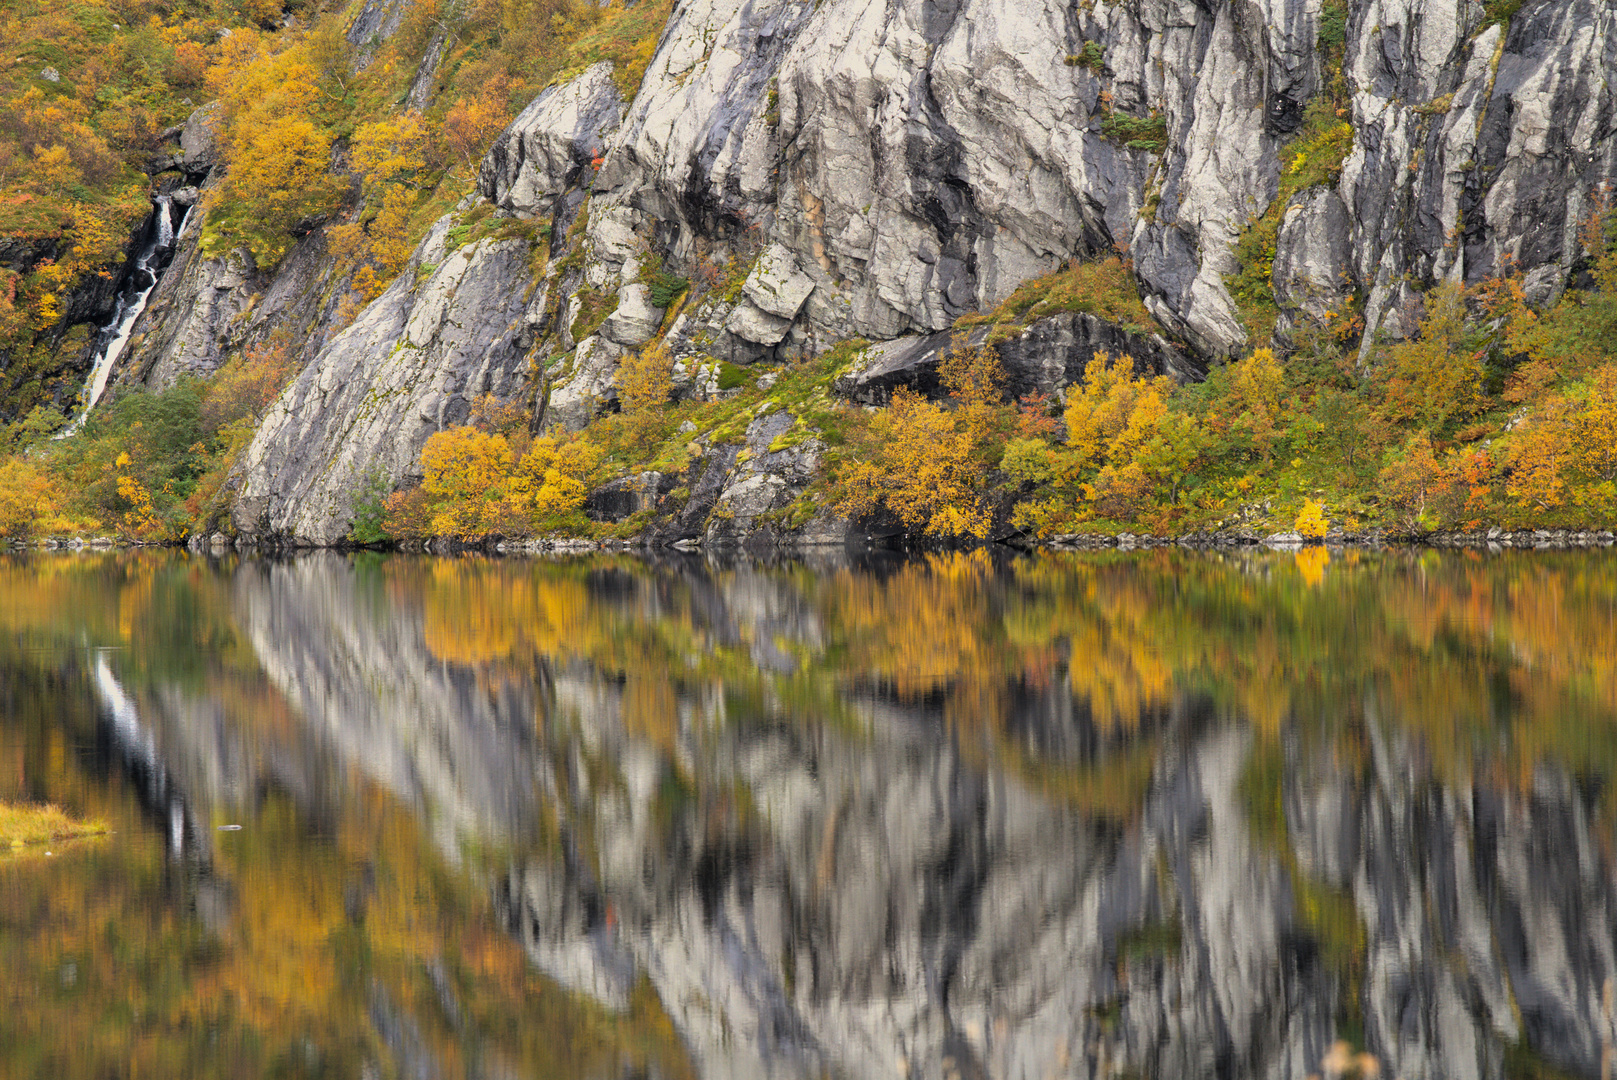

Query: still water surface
1,548,1615,1079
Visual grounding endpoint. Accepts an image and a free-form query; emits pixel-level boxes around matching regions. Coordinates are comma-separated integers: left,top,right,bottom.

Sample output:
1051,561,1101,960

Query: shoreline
7,526,1617,556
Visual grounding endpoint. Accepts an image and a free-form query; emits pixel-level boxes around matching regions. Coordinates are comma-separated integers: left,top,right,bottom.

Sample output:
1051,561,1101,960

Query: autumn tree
1377,283,1486,431
617,341,674,414
836,388,992,538
1004,353,1203,532
443,77,511,174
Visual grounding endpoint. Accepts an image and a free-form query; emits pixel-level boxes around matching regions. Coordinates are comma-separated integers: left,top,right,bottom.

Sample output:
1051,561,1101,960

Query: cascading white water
57,196,184,437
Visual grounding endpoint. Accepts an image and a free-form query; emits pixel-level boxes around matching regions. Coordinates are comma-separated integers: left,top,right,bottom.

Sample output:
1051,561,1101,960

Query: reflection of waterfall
90,649,202,860
58,196,184,437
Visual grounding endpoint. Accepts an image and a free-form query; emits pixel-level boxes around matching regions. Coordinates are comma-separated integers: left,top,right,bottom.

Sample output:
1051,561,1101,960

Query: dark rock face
833,311,1200,405
585,471,677,523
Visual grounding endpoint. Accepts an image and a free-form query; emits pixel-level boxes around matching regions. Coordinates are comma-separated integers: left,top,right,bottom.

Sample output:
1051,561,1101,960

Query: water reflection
1,548,1615,1079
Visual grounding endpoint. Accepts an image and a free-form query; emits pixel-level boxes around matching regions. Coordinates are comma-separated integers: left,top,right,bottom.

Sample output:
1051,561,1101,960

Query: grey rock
178,102,223,177
586,472,672,522
600,282,663,347
233,229,538,544
742,243,815,320
344,0,410,68
725,299,794,346
479,63,624,216
1272,187,1356,329
546,334,623,431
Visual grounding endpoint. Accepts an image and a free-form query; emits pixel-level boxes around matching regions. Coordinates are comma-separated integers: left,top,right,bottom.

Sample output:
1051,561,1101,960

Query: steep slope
217,0,1617,544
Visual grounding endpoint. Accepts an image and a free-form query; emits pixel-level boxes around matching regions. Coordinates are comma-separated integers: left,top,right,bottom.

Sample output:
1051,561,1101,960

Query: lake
1,548,1614,1079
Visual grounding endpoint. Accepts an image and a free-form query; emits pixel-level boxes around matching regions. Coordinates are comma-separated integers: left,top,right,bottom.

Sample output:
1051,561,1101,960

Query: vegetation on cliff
0,0,1614,546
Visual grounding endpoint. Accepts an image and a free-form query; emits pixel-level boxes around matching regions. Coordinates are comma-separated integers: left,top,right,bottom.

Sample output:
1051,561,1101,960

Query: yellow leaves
204,39,344,267
226,116,332,219
617,340,675,414
1295,498,1328,539
392,422,601,540
1503,362,1617,518
0,457,84,538
30,144,76,196
115,472,164,540
421,425,516,537
1225,346,1285,460
1294,545,1329,587
443,76,512,171
836,388,992,538
1377,283,1485,431
1065,353,1170,468
350,115,429,190
518,433,601,516
1035,352,1203,526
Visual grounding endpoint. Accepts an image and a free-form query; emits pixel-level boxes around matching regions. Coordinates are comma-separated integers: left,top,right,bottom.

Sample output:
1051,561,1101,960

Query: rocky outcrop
834,311,1201,404
1340,0,1617,350
479,62,625,216
232,217,542,543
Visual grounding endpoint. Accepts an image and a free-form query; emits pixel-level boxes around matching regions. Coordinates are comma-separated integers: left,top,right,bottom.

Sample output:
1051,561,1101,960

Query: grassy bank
1,802,106,849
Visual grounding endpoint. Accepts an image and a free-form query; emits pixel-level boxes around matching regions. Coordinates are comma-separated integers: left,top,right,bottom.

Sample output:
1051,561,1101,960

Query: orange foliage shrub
443,76,511,172
1503,363,1617,519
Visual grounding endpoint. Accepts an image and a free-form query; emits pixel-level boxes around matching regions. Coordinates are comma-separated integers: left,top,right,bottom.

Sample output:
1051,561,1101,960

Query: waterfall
57,196,186,437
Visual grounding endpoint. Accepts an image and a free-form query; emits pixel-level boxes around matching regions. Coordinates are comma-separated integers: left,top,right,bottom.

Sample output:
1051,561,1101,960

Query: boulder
741,244,815,320
600,282,664,347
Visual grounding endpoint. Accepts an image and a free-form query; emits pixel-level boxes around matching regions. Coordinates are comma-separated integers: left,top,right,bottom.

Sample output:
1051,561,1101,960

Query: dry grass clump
1,802,107,850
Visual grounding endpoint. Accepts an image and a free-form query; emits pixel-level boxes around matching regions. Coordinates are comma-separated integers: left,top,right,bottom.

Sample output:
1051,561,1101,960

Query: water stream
57,196,183,437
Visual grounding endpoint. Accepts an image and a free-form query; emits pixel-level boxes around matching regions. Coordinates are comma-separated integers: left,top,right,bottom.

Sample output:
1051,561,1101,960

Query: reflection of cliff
211,552,1617,1080
232,554,554,847
1288,710,1617,1080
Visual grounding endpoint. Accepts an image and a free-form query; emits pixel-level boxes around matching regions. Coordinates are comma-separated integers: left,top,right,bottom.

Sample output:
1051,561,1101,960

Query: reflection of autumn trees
387,549,1617,813
4,549,1617,1072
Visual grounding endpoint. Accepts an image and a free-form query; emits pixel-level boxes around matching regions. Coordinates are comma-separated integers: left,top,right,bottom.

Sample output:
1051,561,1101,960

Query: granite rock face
217,0,1617,543
479,62,626,216
233,220,538,544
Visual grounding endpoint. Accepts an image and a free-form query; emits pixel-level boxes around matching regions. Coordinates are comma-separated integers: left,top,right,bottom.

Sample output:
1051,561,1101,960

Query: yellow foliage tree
1295,498,1328,539
0,458,81,538
443,78,511,173
515,434,603,517
350,115,429,188
420,425,516,537
1227,346,1285,462
1378,283,1485,431
617,341,674,414
1504,362,1617,519
836,388,992,538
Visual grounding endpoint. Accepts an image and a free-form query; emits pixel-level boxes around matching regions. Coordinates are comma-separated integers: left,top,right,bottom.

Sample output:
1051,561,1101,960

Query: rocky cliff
83,0,1615,544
